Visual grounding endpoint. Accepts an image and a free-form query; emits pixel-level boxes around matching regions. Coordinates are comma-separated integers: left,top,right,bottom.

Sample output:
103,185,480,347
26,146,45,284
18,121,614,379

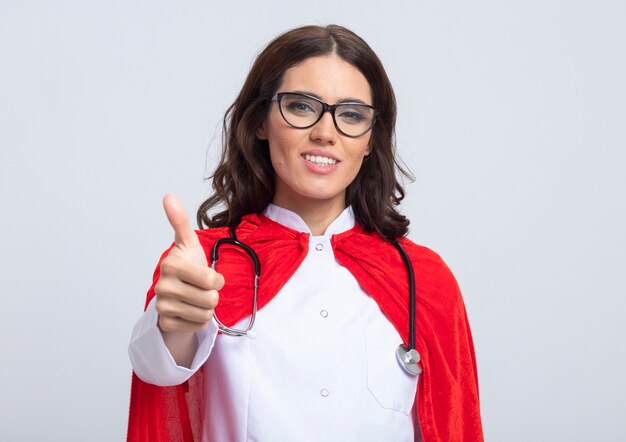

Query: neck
272,196,346,236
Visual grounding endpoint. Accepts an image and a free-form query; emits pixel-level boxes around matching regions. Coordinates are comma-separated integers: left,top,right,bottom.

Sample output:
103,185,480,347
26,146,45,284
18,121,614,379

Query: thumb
163,194,200,248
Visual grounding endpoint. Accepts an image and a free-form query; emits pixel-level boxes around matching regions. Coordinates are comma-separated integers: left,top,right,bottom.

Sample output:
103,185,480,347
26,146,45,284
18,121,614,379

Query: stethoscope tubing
211,235,260,337
210,227,421,375
392,240,416,351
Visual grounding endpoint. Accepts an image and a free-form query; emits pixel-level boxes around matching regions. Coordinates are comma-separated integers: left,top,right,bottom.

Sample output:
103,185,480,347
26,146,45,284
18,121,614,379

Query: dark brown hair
197,24,413,240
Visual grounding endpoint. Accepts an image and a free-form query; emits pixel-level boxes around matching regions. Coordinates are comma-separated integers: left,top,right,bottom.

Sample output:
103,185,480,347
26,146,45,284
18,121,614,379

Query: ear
364,141,372,157
256,121,268,140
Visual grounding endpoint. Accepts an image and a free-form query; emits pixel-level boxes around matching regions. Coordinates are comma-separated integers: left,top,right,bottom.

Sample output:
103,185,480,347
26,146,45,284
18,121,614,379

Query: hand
155,194,225,334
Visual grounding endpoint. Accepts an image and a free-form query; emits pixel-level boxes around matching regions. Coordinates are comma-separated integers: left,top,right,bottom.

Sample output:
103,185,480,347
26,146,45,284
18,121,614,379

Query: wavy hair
197,24,414,240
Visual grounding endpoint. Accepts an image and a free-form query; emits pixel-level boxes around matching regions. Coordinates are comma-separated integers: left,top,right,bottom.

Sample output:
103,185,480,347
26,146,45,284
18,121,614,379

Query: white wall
1,1,624,440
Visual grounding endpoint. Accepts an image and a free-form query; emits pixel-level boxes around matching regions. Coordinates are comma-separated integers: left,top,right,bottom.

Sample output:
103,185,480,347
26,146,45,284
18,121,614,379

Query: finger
163,194,200,248
156,277,220,309
161,255,225,290
158,315,212,333
157,297,216,324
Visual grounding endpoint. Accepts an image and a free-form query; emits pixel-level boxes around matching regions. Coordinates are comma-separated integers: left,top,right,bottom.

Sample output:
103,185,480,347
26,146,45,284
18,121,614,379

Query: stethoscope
210,227,422,377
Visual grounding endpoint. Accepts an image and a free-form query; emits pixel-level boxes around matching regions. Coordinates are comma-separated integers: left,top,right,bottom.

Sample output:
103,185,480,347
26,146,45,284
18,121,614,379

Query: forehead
279,55,372,104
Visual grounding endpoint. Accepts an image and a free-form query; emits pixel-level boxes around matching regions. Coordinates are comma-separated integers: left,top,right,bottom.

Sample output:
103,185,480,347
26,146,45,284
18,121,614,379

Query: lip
301,149,340,162
301,151,340,175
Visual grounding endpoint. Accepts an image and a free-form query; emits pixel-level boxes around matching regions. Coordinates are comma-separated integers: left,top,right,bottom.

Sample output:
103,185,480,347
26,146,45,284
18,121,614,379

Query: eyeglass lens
278,93,376,137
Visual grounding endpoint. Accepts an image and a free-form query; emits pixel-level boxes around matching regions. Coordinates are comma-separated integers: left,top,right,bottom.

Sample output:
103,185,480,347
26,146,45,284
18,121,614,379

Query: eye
337,106,368,125
283,98,318,115
339,111,366,121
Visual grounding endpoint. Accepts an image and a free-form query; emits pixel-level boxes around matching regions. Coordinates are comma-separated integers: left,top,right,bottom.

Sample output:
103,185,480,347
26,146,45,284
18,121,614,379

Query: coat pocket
365,319,419,416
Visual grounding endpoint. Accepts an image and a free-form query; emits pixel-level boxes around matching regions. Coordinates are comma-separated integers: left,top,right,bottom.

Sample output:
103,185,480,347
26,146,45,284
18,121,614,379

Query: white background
1,1,625,440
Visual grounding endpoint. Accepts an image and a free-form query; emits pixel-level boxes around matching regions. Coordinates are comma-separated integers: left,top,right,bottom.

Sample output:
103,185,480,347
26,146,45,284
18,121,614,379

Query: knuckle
214,273,225,290
205,269,225,289
155,298,169,315
156,298,181,319
207,290,219,308
154,279,173,298
205,269,217,287
158,316,174,332
154,279,164,295
160,258,176,275
199,309,214,323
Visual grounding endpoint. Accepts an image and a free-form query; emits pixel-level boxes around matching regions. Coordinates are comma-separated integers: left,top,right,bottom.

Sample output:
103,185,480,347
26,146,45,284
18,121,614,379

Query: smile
303,154,337,166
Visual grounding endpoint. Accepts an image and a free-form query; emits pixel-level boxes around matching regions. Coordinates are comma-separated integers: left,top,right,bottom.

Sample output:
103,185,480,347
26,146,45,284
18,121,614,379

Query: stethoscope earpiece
396,345,422,376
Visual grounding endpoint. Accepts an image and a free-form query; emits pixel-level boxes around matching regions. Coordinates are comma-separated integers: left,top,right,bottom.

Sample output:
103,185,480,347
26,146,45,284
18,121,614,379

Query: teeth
304,154,337,165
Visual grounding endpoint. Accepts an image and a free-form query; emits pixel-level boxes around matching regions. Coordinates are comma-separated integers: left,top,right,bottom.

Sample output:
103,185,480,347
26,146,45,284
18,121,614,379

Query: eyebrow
290,90,371,105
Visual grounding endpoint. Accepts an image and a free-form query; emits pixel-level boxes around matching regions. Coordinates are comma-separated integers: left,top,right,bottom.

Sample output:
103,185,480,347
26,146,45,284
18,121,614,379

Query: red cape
127,214,483,441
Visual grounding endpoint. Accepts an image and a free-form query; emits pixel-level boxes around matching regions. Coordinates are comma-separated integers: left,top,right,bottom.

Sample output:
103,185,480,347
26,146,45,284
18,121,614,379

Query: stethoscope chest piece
396,345,422,376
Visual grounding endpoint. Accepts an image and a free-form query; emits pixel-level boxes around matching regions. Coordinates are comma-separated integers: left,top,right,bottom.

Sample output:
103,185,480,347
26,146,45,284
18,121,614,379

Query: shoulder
399,237,457,280
340,228,458,283
335,227,460,293
399,236,464,310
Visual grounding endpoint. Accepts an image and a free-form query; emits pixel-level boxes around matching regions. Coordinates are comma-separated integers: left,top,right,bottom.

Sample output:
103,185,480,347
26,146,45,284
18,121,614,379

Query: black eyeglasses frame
270,92,379,138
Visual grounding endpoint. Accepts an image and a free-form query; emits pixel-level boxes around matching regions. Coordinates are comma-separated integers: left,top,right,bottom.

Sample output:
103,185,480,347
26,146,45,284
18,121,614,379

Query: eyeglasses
271,92,379,138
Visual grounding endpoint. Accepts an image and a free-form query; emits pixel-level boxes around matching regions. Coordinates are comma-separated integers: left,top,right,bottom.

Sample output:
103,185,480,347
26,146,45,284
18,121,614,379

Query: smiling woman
197,25,408,242
258,55,374,232
127,24,483,442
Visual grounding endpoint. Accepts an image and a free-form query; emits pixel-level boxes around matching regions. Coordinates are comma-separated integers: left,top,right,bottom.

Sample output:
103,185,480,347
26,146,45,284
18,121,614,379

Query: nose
310,111,337,145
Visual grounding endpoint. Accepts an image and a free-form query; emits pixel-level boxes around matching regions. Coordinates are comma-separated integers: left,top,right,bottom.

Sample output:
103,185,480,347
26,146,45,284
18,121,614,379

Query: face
257,54,373,213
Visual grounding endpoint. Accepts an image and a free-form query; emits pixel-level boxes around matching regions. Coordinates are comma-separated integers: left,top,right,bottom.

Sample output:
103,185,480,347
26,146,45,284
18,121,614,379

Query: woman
128,25,483,442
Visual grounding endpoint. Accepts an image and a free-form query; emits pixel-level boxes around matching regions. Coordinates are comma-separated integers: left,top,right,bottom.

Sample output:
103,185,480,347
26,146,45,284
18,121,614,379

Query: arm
128,297,218,386
128,194,224,384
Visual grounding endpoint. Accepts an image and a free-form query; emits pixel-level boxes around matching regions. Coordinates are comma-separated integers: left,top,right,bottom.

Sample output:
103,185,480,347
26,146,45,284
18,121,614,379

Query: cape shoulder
332,226,467,332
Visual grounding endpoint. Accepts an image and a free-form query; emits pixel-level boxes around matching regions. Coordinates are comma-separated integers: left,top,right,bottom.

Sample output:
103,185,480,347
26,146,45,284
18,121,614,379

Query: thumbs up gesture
155,194,224,337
